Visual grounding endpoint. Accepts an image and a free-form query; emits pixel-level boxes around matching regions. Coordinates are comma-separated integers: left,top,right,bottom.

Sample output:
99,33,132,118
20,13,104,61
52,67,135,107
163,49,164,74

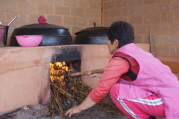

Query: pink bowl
15,35,43,47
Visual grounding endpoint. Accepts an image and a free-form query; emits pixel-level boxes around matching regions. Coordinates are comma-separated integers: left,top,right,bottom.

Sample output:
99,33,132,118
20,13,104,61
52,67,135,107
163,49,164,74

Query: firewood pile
49,62,123,119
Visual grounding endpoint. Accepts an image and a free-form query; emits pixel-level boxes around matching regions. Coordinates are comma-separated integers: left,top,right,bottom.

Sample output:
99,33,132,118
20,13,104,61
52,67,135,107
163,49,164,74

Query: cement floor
0,104,165,119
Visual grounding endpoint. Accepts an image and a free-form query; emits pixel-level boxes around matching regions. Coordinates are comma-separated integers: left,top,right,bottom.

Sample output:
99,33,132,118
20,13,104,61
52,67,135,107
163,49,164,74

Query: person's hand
65,106,82,117
86,71,92,75
86,71,95,78
86,71,102,78
65,96,96,117
86,71,99,78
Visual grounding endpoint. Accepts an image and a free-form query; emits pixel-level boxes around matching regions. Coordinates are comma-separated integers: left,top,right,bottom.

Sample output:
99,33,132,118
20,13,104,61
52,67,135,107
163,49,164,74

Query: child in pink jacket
66,21,179,119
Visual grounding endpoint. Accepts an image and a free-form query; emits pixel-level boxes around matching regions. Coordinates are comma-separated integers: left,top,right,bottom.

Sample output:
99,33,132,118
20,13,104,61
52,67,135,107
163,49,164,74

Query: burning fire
50,62,70,83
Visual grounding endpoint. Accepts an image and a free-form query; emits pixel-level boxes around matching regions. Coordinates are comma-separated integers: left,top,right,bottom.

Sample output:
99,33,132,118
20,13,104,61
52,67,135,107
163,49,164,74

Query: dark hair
106,21,134,48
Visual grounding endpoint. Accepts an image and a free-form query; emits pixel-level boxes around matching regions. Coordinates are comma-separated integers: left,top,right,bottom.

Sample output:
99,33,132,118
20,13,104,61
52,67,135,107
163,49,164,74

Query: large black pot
74,23,108,44
9,23,72,46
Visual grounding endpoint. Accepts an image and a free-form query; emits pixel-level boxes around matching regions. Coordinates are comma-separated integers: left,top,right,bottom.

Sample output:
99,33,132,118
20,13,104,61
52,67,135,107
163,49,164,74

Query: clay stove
0,44,150,115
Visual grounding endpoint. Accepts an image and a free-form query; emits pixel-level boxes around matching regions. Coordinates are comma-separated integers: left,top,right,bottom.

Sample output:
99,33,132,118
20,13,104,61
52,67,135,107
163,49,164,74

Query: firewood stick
56,69,104,77
68,69,104,77
51,83,75,100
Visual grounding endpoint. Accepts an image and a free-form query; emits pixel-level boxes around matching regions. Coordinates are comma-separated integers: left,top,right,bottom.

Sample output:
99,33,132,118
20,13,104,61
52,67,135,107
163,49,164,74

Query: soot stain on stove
51,46,81,62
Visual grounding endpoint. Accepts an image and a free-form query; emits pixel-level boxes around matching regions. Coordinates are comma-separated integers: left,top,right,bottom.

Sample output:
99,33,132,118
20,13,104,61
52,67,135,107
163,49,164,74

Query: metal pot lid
15,23,68,30
75,27,108,34
75,22,108,35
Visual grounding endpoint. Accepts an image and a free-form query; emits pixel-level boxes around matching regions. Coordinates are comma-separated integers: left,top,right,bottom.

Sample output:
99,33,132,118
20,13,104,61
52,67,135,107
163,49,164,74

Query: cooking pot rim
75,26,108,35
15,23,68,30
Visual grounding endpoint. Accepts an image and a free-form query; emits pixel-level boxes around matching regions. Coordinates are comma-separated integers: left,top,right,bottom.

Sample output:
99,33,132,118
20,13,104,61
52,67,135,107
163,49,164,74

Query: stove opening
49,60,84,118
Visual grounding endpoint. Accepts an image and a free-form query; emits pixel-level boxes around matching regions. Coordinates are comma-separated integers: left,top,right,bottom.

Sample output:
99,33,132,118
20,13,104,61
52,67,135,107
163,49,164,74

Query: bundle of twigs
49,76,123,118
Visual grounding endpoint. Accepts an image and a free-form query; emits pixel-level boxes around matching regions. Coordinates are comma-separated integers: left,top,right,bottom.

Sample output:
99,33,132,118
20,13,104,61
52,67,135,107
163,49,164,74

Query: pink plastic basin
15,35,43,47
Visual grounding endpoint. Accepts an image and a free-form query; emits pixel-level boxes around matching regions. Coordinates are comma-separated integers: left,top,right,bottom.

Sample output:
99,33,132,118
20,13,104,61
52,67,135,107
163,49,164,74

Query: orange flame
50,62,70,84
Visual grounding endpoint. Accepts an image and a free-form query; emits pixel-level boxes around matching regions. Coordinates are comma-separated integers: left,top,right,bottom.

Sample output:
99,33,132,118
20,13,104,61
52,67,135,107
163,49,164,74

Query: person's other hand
86,71,102,78
86,71,92,75
65,106,82,117
86,71,95,78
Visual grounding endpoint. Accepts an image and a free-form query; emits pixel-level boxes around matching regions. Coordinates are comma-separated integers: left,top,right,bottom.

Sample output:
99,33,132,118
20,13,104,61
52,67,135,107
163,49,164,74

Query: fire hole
50,62,70,86
49,61,72,118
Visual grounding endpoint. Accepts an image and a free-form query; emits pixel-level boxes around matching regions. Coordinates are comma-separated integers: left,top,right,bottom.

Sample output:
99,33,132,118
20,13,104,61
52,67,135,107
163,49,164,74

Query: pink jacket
117,43,179,119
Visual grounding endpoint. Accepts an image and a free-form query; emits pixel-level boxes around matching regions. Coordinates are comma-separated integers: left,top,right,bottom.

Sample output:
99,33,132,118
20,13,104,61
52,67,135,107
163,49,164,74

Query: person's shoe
148,116,156,119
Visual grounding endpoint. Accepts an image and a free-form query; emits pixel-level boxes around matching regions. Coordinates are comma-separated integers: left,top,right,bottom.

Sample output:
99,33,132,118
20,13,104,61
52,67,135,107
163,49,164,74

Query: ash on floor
47,107,165,119
0,105,49,119
0,104,165,119
53,107,128,119
0,104,127,119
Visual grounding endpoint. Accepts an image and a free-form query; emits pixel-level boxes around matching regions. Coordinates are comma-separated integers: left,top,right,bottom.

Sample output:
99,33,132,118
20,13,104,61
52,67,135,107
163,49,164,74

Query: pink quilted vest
116,43,179,119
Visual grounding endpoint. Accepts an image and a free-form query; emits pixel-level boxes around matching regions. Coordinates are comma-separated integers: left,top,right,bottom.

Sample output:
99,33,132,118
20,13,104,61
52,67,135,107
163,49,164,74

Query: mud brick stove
0,43,149,118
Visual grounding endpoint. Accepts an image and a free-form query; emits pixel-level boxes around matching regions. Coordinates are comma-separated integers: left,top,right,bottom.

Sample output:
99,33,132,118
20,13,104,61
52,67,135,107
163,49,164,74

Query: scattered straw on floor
49,75,123,119
49,62,123,119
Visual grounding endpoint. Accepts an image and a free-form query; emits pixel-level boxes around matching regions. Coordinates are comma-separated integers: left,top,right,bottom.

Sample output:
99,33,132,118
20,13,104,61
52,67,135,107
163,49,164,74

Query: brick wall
0,0,101,44
1,0,178,63
103,0,179,62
